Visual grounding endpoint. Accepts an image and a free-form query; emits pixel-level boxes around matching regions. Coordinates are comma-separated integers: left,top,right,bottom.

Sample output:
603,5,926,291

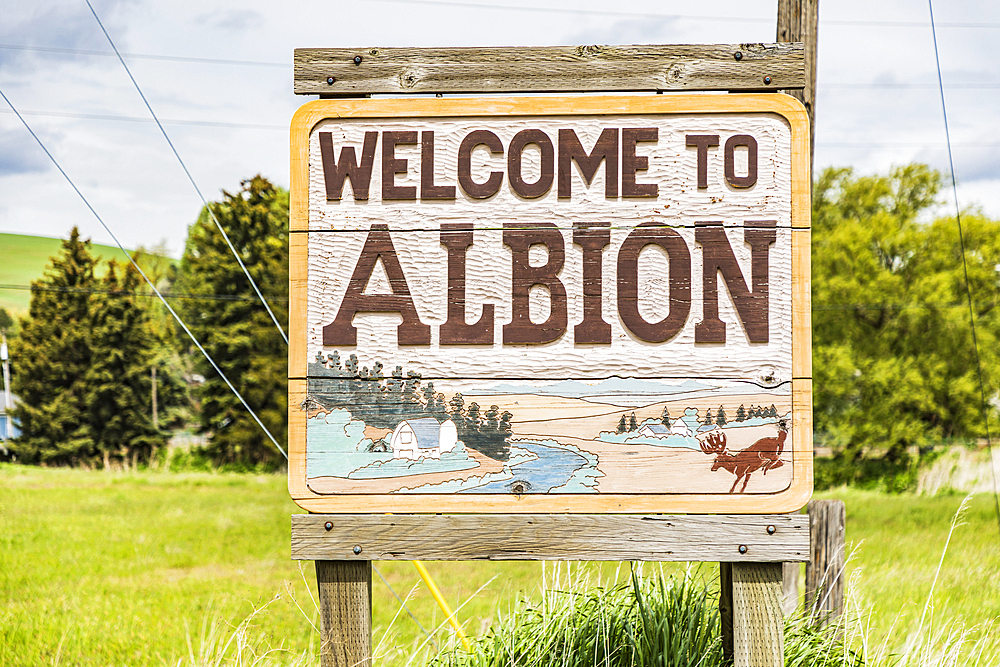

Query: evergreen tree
616,414,627,434
702,408,713,426
83,260,165,467
715,406,727,426
660,406,670,426
175,176,289,468
11,228,99,464
735,404,746,422
768,404,778,418
628,412,638,432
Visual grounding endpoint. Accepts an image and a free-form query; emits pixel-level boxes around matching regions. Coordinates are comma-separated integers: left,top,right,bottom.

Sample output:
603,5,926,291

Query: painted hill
0,232,176,316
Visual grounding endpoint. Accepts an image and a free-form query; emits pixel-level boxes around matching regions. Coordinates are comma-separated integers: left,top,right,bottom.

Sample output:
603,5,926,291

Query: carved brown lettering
622,128,658,198
508,129,554,199
420,131,456,200
503,222,567,344
572,222,612,344
382,131,418,200
457,130,504,199
440,222,494,345
617,223,691,342
724,135,758,188
694,221,776,343
558,129,619,198
685,134,719,189
323,224,430,346
318,131,378,201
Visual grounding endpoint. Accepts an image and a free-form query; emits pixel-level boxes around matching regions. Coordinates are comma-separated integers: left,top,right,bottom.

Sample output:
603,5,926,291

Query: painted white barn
390,417,458,460
637,423,670,439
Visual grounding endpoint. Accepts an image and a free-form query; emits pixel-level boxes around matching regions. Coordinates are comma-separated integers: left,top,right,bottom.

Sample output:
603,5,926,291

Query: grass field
0,232,173,316
1,465,998,666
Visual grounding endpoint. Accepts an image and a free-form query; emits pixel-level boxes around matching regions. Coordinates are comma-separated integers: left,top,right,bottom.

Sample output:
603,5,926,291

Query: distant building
390,417,459,460
0,394,20,446
670,417,693,437
637,423,670,439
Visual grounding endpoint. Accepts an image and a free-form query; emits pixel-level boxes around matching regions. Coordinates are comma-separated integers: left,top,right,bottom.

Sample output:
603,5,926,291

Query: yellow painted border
288,94,811,514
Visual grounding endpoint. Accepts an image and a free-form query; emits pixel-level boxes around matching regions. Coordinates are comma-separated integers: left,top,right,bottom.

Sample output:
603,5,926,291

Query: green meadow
1,465,998,666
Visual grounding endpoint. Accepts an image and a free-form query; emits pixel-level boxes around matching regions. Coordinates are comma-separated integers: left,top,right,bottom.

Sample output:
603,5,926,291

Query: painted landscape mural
304,352,793,495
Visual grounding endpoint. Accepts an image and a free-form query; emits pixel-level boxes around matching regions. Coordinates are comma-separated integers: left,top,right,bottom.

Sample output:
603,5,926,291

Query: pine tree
11,228,99,464
628,412,638,431
715,405,727,426
660,406,670,426
175,177,289,468
616,414,627,434
768,404,778,418
83,260,165,467
735,404,746,422
702,409,713,426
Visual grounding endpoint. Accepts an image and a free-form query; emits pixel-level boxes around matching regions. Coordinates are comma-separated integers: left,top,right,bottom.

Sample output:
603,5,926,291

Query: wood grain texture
292,513,809,561
805,499,846,625
293,44,805,96
315,560,372,667
782,561,800,616
732,562,784,667
777,0,818,165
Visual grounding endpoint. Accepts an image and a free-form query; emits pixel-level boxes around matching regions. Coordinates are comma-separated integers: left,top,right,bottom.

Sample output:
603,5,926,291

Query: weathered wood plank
292,513,809,561
315,560,372,667
777,0,819,165
732,562,784,667
805,499,846,625
294,44,805,96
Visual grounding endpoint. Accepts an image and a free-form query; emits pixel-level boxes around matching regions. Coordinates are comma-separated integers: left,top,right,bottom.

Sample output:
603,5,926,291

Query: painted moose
699,422,788,493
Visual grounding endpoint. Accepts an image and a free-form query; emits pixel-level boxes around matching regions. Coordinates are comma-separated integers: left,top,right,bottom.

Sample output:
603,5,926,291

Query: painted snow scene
304,353,792,495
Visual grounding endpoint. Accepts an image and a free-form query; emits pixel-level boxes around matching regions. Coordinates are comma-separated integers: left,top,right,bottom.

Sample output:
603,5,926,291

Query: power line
0,43,287,68
86,1,289,346
0,283,288,302
0,85,287,460
0,107,284,130
371,0,1000,28
928,0,1000,539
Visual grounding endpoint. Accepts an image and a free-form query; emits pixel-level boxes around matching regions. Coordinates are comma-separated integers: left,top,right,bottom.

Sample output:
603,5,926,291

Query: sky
0,0,997,257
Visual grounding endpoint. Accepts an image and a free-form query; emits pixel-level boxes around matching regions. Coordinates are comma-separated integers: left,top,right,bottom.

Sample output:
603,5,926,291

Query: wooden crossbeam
294,43,805,96
292,513,810,562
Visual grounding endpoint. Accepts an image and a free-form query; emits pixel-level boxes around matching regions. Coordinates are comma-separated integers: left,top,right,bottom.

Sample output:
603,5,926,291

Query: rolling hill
0,232,175,316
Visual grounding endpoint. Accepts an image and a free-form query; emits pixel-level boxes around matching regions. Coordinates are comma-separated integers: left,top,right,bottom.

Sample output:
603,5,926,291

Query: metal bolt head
738,544,748,554
734,52,743,61
763,75,772,84
353,55,363,65
324,521,333,531
353,545,362,555
326,77,335,85
767,525,776,535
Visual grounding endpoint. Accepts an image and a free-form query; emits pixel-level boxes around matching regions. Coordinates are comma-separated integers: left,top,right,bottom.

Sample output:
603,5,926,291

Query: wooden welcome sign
288,94,811,513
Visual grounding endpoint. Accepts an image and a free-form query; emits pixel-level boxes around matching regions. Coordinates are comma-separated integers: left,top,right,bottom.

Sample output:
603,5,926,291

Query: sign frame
288,93,812,514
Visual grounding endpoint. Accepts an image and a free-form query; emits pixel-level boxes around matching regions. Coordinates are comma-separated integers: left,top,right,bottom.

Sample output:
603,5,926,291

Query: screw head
353,55,363,65
738,544,748,554
324,521,333,531
353,545,362,555
326,77,335,85
734,52,743,61
763,75,772,85
767,525,776,535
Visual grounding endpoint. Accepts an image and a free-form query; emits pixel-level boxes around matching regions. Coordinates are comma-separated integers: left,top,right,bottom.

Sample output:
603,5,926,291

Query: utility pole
151,365,158,430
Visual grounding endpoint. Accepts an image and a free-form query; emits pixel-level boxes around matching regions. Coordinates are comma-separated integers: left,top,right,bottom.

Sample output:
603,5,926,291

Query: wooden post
781,562,799,616
722,563,785,667
805,499,845,625
151,366,158,430
315,560,372,667
777,0,819,164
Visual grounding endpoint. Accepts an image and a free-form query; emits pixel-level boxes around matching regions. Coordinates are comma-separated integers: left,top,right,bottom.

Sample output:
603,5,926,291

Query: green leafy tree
0,307,13,334
83,260,165,467
175,176,289,468
813,164,1000,489
11,228,99,464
